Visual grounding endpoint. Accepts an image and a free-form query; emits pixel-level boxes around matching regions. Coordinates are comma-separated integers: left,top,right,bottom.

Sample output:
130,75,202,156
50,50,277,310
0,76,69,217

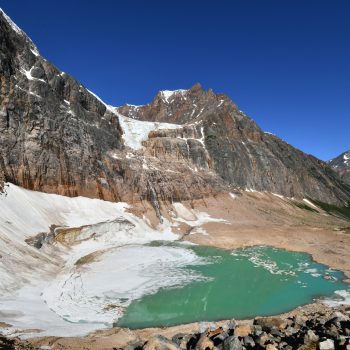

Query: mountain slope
0,9,222,205
117,85,350,205
0,9,349,209
329,150,350,185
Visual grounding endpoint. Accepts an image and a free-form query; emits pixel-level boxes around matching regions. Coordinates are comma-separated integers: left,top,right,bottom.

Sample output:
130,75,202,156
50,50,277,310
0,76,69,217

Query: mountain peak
329,150,350,185
190,82,203,93
0,8,40,56
158,89,188,103
116,83,229,124
0,8,22,35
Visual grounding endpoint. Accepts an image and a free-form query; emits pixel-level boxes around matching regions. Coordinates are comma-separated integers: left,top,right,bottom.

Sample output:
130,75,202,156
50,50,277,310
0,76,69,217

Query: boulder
243,336,255,348
172,334,187,346
333,311,350,322
195,335,214,350
254,317,287,331
222,336,242,350
234,324,253,337
199,322,218,334
143,335,180,350
266,345,278,350
256,332,269,346
304,329,319,343
319,339,335,350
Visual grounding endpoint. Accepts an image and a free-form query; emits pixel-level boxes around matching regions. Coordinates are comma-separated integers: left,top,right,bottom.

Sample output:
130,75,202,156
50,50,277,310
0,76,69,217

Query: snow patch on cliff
116,113,182,149
161,89,187,103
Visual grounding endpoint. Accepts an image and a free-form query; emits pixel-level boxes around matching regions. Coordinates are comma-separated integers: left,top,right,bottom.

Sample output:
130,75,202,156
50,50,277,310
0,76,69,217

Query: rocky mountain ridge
0,9,349,210
117,85,350,205
329,150,350,186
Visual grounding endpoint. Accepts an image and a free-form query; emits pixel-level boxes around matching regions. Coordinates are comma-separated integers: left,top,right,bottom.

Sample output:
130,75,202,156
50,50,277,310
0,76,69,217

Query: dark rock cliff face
0,10,223,204
1,10,349,206
0,10,125,200
329,150,350,186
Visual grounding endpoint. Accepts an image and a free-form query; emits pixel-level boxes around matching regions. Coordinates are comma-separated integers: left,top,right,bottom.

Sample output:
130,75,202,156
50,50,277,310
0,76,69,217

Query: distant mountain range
0,8,349,211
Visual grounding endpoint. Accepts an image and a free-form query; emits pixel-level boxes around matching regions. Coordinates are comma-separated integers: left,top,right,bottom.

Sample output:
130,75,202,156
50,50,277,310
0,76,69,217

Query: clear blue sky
1,0,349,160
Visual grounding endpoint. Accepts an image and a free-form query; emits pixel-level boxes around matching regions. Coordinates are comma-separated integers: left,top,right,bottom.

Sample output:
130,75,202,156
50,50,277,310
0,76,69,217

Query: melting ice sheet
42,245,211,325
0,244,209,337
0,184,176,336
0,184,222,337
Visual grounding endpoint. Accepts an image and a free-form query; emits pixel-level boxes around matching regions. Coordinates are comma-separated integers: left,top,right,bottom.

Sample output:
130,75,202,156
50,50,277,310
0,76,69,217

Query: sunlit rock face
1,9,349,206
118,84,350,204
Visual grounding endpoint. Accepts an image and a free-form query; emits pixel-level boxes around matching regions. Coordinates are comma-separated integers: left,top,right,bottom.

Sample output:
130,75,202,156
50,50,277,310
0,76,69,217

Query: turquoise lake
116,242,348,329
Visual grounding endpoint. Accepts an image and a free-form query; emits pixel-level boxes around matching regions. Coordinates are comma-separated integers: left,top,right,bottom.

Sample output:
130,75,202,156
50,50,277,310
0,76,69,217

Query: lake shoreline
8,302,350,349
2,192,350,348
4,234,350,349
115,243,347,330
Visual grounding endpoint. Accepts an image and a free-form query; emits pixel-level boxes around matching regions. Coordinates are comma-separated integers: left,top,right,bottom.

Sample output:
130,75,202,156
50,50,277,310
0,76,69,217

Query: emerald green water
116,243,348,329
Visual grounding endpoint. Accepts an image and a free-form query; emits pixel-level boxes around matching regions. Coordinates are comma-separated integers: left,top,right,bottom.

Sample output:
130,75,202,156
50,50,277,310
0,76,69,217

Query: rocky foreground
0,305,349,350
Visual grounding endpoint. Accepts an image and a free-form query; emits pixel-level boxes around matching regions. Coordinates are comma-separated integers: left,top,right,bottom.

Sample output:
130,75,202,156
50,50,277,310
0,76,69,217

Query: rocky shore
1,304,349,350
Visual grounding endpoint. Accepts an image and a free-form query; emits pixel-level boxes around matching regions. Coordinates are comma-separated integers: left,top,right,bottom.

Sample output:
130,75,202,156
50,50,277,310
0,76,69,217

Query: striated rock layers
118,86,350,205
1,9,349,207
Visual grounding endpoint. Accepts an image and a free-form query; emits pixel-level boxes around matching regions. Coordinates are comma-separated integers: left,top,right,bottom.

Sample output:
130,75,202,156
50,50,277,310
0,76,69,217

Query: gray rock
319,339,335,350
294,316,306,327
212,332,229,342
199,322,218,333
278,341,288,349
304,329,319,343
285,326,298,336
243,336,255,348
226,319,237,331
253,324,262,335
222,336,242,350
171,333,187,346
333,311,350,322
